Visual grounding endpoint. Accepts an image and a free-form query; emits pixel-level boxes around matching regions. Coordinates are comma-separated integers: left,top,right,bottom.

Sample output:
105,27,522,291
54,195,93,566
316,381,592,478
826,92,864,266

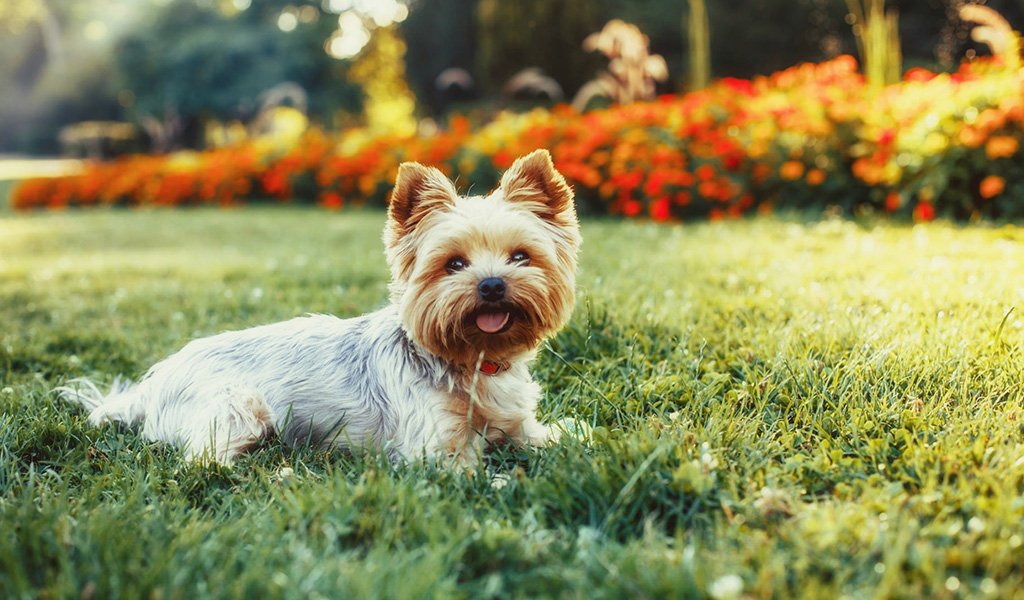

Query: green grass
0,180,15,214
3,208,1024,598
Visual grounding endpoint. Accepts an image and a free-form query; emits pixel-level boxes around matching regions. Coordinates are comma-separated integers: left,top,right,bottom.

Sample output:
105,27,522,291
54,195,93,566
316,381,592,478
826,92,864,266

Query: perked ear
499,149,575,217
388,162,458,232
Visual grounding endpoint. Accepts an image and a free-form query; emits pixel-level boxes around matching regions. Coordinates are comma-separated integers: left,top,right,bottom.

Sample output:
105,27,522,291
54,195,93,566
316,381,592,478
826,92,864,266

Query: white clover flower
709,574,743,600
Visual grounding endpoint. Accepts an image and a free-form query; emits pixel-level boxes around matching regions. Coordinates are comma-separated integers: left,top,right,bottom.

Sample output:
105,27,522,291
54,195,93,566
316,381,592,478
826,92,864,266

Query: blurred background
2,0,1022,158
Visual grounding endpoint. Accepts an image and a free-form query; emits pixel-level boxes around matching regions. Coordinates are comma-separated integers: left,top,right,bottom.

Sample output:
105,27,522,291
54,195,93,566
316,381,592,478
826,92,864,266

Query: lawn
3,208,1024,598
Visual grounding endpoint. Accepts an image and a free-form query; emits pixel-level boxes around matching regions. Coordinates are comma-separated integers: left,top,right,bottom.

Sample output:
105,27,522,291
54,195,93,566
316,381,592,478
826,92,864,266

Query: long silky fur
59,150,581,465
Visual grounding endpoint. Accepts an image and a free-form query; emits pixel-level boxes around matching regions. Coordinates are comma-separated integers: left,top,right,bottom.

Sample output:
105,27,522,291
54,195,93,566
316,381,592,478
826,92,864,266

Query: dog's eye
445,257,468,273
510,250,530,264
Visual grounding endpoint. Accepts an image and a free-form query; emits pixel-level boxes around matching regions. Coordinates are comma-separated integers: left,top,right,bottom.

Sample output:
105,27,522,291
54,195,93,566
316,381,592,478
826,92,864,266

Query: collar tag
479,360,505,375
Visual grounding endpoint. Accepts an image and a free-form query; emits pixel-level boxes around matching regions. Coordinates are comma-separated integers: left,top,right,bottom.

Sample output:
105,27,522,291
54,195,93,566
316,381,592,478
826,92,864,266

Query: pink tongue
476,312,510,333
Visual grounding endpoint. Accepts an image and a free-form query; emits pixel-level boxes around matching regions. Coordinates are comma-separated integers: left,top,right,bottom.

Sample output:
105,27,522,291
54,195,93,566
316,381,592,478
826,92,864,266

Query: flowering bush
12,55,1024,221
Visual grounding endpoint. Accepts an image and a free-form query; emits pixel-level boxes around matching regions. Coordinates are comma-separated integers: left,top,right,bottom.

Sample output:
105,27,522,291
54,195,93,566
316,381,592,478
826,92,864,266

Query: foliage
23,54,124,151
961,4,1022,72
13,53,1024,222
113,0,362,144
475,0,603,95
572,20,668,110
348,26,417,137
7,0,1024,155
5,210,1024,596
0,1,120,154
0,0,365,154
847,0,902,88
686,0,710,90
399,0,477,115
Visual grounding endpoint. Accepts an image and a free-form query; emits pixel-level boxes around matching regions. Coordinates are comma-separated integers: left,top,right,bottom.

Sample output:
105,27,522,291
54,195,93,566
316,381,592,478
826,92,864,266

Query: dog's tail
56,376,145,425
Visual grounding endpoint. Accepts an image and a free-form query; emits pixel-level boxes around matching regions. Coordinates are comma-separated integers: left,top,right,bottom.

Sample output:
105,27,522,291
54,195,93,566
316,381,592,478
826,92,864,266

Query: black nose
477,277,506,302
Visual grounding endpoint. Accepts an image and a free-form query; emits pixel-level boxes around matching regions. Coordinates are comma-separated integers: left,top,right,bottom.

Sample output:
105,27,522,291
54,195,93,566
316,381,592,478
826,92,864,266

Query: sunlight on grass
0,158,84,181
3,208,1024,597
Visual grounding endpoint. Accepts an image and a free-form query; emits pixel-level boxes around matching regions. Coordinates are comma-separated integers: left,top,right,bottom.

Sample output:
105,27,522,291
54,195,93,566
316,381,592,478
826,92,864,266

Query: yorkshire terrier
60,150,581,466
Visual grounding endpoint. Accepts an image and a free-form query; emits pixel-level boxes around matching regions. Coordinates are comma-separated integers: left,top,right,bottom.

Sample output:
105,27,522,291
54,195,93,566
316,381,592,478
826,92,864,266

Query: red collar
479,360,508,375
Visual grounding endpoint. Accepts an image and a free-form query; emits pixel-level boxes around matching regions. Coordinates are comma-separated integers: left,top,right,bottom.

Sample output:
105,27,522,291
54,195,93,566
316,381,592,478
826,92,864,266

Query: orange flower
697,181,719,200
806,168,825,186
985,136,1019,160
979,175,1005,199
780,161,804,181
959,127,985,148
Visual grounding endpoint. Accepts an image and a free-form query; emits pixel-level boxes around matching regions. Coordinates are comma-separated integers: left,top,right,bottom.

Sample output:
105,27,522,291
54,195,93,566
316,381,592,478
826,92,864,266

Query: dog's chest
444,375,532,441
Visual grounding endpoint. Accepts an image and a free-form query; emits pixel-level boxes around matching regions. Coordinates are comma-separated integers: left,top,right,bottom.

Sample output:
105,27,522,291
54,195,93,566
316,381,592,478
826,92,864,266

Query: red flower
913,201,935,222
493,149,513,169
723,154,742,172
622,199,643,217
320,192,343,210
884,192,901,212
904,67,937,83
649,197,671,221
262,171,288,197
696,164,716,181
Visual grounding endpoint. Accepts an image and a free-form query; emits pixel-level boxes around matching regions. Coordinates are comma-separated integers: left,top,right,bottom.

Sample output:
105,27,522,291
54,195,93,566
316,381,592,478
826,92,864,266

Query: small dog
60,149,581,466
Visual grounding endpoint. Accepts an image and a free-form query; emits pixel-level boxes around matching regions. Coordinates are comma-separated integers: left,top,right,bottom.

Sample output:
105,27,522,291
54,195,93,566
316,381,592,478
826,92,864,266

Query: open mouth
473,308,515,334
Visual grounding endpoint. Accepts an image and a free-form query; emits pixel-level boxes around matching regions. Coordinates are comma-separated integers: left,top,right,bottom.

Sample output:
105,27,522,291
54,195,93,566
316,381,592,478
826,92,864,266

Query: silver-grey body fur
61,305,550,463
60,149,580,465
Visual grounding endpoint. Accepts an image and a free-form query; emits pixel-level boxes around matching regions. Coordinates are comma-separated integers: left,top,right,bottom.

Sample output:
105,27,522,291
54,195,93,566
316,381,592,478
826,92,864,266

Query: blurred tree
596,0,689,87
847,0,902,88
686,0,710,90
0,1,115,153
401,0,477,115
5,0,1024,156
0,0,65,68
911,0,1024,69
475,0,603,96
705,0,842,78
114,0,361,149
350,26,417,135
598,0,1024,83
573,20,668,110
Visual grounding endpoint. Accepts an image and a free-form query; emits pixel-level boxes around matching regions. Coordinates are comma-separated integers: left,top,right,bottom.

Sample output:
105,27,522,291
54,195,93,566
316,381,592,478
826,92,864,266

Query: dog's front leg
518,418,562,446
444,432,486,472
519,417,592,447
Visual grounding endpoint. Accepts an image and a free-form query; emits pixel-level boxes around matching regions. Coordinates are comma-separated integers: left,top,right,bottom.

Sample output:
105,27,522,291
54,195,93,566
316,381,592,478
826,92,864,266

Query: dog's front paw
520,418,592,447
552,417,593,444
519,419,560,446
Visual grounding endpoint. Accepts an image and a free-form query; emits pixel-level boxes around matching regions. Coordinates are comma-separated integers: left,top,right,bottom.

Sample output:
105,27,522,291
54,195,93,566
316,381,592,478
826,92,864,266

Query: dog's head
383,149,581,367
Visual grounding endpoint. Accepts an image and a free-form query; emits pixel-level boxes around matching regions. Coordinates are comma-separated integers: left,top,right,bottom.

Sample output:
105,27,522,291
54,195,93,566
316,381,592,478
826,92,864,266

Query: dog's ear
388,162,458,233
499,149,575,219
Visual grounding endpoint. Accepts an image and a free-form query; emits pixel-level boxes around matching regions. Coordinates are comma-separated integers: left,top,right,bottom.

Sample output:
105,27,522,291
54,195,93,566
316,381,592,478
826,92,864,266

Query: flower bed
12,55,1024,221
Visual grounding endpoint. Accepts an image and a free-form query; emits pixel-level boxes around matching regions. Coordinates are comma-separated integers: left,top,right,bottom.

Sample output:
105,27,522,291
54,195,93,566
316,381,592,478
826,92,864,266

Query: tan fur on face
384,150,581,367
